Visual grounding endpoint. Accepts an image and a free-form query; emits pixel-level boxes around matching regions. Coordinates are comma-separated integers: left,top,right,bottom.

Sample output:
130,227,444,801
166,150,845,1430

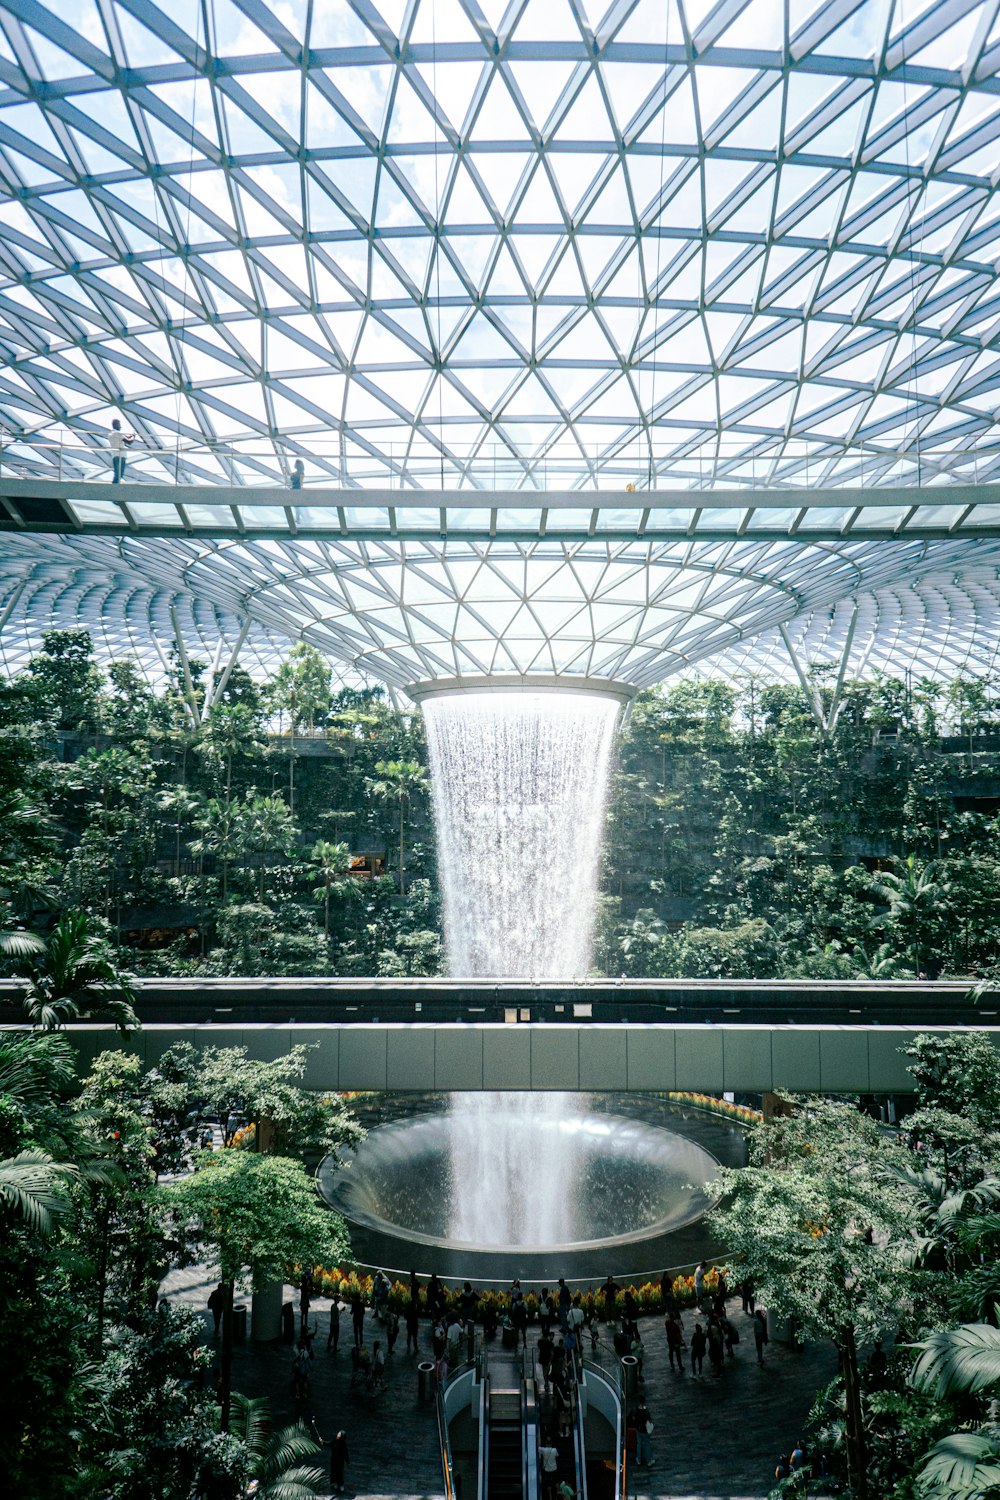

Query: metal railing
435,1382,458,1500
1,434,998,494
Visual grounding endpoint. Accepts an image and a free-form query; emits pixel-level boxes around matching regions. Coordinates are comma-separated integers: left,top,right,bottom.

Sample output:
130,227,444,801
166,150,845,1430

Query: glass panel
183,504,237,526
495,508,542,530
238,505,288,528
965,504,1000,526
849,506,911,529
744,507,802,530
342,507,391,529
794,507,855,529
127,502,183,525
66,499,124,523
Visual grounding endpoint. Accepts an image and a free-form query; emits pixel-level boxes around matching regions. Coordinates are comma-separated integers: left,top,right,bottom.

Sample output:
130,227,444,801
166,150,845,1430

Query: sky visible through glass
3,0,1000,691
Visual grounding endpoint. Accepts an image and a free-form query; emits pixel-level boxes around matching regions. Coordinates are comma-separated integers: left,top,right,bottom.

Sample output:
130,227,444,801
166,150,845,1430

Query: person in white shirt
109,418,133,483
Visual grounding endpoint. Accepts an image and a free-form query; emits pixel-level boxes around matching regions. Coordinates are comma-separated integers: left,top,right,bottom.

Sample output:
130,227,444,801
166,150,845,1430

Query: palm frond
917,1431,1000,1499
259,1424,322,1481
912,1325,1000,1397
0,1150,74,1233
262,1469,326,1500
0,930,44,958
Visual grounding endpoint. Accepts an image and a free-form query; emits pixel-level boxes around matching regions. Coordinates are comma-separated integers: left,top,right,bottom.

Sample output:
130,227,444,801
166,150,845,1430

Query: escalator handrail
580,1356,624,1500
570,1363,588,1500
477,1370,491,1500
521,1345,539,1500
435,1380,458,1500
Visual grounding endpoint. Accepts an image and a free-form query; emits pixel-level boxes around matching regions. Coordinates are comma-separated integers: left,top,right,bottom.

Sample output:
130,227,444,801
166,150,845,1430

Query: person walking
207,1282,225,1336
753,1307,768,1367
352,1296,366,1350
707,1316,725,1376
405,1295,420,1354
292,1336,312,1401
664,1311,686,1373
327,1300,341,1354
694,1262,706,1311
690,1322,706,1377
634,1399,655,1469
109,418,133,483
300,1269,314,1330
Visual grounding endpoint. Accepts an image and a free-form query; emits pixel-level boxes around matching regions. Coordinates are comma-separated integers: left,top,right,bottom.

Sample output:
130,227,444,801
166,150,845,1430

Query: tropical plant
910,1324,1000,1498
21,911,138,1032
229,1393,325,1499
366,758,428,895
310,838,350,942
0,1149,74,1233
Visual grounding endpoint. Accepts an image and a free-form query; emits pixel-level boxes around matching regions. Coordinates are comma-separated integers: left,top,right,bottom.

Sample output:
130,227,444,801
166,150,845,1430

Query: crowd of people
209,1261,818,1496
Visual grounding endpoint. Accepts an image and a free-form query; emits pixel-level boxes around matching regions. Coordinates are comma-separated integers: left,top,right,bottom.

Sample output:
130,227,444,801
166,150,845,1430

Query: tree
191,797,242,902
24,628,102,731
21,910,138,1032
158,785,204,879
193,1043,363,1159
243,792,297,903
310,839,350,944
366,758,428,895
168,1152,350,1430
710,1098,912,1500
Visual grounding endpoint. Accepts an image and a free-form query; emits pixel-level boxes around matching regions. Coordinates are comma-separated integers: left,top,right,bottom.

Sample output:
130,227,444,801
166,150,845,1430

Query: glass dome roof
2,0,1000,693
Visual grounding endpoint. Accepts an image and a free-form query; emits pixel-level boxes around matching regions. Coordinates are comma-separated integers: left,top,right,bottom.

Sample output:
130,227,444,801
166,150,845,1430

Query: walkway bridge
2,977,997,1094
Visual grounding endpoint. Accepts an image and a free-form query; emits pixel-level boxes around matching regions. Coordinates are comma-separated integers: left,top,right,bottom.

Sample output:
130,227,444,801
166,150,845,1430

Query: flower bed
301,1264,731,1316
665,1092,762,1126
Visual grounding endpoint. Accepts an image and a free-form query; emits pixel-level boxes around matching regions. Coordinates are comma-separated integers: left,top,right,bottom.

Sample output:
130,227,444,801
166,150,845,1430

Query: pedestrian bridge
3,977,995,1094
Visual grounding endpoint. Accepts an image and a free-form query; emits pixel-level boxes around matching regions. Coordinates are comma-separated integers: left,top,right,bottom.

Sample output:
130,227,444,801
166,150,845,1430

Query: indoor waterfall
421,688,621,978
421,687,623,1247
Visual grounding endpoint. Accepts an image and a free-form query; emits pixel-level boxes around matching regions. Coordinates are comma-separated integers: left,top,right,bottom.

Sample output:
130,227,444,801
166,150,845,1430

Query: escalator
487,1387,524,1500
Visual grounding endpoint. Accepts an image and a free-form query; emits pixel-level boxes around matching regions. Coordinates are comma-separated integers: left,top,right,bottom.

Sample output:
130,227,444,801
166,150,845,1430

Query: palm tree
191,796,242,901
367,759,428,895
310,839,350,943
21,911,138,1032
911,1323,1000,1498
244,793,296,903
871,854,951,975
157,785,204,878
229,1394,324,1498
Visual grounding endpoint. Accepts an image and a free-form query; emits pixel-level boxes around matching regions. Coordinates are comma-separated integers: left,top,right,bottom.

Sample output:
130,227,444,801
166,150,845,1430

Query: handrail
580,1357,624,1500
572,1373,589,1500
477,1367,490,1500
435,1382,458,1500
521,1345,539,1500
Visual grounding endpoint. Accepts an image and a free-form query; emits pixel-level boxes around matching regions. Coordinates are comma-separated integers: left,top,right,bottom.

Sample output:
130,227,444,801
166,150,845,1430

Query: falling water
421,687,623,1248
421,688,622,978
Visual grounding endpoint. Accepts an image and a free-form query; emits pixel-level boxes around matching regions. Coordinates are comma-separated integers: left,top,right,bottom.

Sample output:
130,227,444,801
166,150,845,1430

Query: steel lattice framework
3,0,1000,693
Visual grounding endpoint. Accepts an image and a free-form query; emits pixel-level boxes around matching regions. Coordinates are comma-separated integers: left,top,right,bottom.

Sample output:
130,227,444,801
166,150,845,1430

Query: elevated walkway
2,976,996,1093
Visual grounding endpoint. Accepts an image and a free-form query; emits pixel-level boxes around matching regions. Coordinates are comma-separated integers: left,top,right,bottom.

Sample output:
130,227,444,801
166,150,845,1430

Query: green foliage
167,1150,350,1288
21,910,138,1032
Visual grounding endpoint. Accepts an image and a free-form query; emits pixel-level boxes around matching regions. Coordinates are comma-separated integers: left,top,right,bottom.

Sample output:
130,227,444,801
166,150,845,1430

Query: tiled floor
164,1267,836,1500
